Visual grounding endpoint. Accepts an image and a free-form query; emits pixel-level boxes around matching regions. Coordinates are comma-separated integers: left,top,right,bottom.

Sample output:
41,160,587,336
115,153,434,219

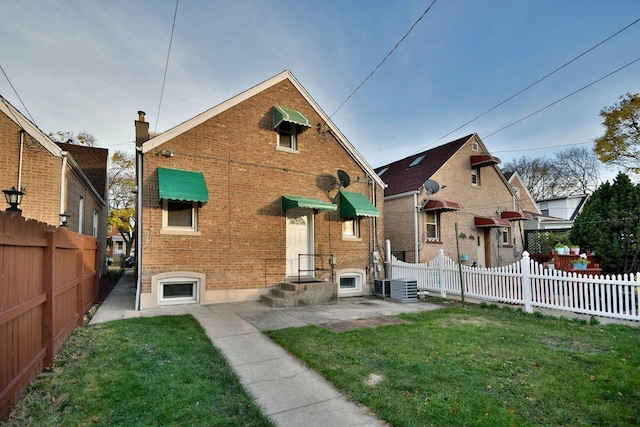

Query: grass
266,302,640,426
2,315,273,427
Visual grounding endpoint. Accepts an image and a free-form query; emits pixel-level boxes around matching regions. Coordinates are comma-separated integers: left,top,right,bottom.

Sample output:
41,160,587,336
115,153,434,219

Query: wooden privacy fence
0,211,99,419
385,240,640,322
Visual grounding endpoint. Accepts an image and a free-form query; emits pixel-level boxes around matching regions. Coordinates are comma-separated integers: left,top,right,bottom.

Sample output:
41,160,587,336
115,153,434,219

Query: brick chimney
135,111,149,146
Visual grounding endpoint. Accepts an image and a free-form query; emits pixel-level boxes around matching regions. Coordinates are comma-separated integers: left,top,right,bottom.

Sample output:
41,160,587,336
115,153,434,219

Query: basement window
158,277,200,305
337,268,365,296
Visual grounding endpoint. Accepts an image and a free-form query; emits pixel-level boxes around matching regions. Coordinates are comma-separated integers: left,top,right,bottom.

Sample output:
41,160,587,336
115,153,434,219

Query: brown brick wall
140,80,384,294
384,135,521,268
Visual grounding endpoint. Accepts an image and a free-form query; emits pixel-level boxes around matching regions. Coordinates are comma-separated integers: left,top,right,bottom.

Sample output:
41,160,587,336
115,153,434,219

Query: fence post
521,251,533,313
438,249,446,297
385,239,391,279
42,229,56,367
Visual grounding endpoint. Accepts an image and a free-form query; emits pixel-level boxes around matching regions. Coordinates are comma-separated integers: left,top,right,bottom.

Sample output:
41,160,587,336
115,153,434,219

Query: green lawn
2,315,273,427
266,302,640,426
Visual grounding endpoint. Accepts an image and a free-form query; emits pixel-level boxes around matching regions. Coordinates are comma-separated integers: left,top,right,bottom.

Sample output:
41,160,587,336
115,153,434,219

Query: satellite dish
424,179,440,195
337,170,351,188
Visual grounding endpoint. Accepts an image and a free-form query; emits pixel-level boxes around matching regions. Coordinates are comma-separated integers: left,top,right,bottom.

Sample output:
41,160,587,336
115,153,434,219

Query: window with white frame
78,196,84,233
158,276,199,305
162,200,198,232
337,268,365,295
471,142,479,151
471,167,480,186
277,122,298,151
502,228,510,245
92,210,99,238
425,212,439,241
342,218,360,239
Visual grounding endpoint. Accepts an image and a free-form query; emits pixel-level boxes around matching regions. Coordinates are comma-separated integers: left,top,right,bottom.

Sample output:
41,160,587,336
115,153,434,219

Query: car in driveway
124,255,135,268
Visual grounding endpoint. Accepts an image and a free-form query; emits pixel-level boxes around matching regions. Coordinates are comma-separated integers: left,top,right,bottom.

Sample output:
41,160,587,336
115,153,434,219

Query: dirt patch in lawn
324,316,408,332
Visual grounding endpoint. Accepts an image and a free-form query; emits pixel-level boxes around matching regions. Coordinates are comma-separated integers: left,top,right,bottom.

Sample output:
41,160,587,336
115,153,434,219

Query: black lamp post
3,186,24,212
59,212,70,227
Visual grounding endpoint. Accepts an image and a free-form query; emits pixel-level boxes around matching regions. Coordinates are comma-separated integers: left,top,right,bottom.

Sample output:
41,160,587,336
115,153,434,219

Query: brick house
376,134,530,267
134,71,386,309
0,95,108,269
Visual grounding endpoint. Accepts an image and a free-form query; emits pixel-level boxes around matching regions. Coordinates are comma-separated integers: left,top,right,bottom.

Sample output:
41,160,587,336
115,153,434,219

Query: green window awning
273,106,312,130
158,167,209,203
282,195,337,212
339,191,380,218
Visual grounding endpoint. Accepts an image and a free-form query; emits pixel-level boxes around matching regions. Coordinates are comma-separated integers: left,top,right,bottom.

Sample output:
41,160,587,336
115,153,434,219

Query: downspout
414,193,419,264
60,151,68,217
18,130,24,190
371,177,378,279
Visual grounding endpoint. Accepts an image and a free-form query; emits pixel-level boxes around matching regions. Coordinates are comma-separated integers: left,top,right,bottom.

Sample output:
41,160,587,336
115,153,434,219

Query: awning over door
500,210,533,221
281,195,337,211
423,199,462,212
474,216,511,227
339,191,380,218
470,154,501,167
273,106,312,130
158,167,209,202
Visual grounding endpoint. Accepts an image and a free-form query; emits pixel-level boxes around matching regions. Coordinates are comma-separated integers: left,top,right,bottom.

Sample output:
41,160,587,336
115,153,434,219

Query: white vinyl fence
385,241,640,322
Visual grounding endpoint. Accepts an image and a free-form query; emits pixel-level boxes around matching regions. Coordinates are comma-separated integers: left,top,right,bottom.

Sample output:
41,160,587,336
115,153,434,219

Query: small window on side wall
425,212,439,241
277,122,297,151
502,228,510,245
162,200,198,233
471,167,480,186
342,218,360,239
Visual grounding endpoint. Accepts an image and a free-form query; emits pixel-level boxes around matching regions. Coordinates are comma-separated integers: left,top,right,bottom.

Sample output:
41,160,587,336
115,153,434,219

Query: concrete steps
261,280,338,307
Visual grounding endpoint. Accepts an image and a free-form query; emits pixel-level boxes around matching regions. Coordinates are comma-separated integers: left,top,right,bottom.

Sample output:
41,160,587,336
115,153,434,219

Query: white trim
152,271,205,306
337,268,366,296
162,200,198,233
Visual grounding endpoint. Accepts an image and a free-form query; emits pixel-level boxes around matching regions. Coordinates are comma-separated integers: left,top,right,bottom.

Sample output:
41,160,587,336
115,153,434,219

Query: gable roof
375,134,474,197
56,142,109,199
141,70,385,188
503,170,541,215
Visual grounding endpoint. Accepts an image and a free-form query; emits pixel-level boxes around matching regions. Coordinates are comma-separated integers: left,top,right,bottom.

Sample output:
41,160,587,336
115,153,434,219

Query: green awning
282,195,337,211
273,106,312,130
339,191,380,218
158,167,209,203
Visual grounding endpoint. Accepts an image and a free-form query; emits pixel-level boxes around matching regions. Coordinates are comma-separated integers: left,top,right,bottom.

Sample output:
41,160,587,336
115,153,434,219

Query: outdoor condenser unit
374,279,391,297
390,279,418,303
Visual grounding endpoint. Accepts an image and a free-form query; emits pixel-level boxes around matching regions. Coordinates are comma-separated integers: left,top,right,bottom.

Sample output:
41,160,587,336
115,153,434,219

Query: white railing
385,240,640,321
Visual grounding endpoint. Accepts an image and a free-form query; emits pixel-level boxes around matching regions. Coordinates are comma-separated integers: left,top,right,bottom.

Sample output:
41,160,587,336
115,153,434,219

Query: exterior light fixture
3,186,24,212
59,212,70,227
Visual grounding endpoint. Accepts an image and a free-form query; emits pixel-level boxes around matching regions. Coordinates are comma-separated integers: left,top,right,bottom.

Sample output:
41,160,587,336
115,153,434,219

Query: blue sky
1,0,638,173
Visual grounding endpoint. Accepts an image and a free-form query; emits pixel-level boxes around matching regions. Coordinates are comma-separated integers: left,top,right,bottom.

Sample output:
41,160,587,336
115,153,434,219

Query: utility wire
330,0,438,118
411,17,640,154
484,56,640,139
0,63,36,125
492,140,593,154
154,0,179,136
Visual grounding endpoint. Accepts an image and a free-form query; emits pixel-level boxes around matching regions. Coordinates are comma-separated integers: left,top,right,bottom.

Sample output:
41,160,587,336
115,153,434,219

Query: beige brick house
0,95,108,268
134,71,386,309
377,134,530,268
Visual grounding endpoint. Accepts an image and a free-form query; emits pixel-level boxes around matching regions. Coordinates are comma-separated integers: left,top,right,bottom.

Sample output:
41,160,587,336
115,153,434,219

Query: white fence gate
385,240,640,322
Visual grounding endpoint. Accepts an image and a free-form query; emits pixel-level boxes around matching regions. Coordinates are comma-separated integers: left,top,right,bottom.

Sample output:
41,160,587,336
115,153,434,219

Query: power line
411,17,640,154
492,140,593,154
0,63,36,125
484,56,640,139
330,0,438,118
154,0,179,136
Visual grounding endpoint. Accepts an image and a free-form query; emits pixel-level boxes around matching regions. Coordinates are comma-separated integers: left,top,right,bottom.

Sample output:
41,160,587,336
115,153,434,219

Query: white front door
286,210,313,277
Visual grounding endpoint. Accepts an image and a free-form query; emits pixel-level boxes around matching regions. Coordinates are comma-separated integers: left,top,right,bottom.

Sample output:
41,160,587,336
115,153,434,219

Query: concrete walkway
91,272,442,426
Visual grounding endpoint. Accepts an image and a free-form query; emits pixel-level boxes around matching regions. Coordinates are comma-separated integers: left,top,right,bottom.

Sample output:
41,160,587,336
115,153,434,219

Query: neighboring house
502,170,541,216
536,194,588,220
0,95,109,271
134,70,386,310
376,134,531,268
107,224,128,263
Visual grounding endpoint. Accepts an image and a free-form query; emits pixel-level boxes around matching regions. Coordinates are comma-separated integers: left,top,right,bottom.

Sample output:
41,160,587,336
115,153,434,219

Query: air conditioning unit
390,279,418,303
374,279,391,297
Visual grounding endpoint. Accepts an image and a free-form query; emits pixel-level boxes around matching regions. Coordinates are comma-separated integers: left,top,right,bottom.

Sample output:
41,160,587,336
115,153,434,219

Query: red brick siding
140,80,384,293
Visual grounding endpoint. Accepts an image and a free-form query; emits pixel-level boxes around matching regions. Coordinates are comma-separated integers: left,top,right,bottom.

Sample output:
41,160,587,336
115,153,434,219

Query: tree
108,151,136,257
570,173,640,274
49,130,97,147
503,147,602,200
594,93,640,173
